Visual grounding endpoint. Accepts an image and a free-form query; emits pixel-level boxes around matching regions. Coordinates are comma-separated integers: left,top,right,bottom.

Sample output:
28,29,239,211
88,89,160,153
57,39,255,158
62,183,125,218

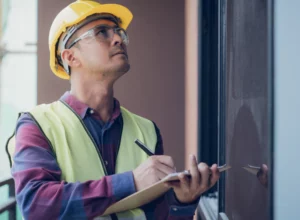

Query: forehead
76,19,118,36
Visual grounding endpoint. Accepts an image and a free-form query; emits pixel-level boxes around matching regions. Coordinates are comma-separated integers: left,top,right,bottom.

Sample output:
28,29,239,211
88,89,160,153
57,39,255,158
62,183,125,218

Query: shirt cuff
111,171,136,201
166,190,199,217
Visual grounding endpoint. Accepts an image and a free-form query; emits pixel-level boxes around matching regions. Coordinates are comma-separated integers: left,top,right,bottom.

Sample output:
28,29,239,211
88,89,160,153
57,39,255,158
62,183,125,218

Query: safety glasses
67,24,129,49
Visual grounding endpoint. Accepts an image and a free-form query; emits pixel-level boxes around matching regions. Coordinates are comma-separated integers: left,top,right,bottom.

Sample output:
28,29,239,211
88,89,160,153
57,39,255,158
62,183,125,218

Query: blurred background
0,0,299,220
0,1,37,219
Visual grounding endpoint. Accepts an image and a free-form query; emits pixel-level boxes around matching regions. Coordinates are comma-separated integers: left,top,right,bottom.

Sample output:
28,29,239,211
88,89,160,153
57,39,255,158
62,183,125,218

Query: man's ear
61,49,81,69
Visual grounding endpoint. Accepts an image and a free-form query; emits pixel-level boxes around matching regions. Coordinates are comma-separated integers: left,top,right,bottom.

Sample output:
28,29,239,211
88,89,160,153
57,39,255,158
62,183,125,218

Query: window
198,0,272,219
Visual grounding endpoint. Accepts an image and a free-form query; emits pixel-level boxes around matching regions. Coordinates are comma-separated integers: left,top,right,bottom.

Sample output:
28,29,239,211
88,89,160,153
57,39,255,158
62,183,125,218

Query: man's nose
111,32,123,46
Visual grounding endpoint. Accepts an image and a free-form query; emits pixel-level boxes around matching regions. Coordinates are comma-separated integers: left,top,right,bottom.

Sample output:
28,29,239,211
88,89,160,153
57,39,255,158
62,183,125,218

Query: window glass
223,0,270,219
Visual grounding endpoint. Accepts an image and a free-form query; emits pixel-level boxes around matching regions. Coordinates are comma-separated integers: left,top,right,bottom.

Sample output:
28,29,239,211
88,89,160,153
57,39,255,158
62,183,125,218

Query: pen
134,139,154,156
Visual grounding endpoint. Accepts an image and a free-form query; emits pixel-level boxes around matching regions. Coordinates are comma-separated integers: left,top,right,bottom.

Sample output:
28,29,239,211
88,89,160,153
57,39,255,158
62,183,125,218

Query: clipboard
102,164,231,216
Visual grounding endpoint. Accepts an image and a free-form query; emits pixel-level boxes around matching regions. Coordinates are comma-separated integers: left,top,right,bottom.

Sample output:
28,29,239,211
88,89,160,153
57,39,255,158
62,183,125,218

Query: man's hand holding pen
132,155,176,191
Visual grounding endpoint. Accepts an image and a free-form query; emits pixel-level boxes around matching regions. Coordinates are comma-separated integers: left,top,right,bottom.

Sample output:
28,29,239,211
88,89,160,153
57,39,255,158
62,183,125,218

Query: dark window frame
197,0,220,218
198,0,219,179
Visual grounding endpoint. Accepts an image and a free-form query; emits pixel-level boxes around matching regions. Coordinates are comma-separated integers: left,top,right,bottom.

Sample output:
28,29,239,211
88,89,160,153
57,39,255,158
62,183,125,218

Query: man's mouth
113,51,128,58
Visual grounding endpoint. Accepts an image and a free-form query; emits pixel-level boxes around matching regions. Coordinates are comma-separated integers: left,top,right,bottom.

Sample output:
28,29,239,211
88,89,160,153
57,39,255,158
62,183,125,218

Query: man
9,0,220,219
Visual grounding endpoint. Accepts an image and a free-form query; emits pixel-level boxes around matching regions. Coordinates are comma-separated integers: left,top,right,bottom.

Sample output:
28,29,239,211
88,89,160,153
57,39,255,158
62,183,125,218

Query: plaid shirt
12,92,198,219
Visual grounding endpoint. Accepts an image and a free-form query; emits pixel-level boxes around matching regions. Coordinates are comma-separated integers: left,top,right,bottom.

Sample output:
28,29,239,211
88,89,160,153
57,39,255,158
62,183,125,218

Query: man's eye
96,28,108,36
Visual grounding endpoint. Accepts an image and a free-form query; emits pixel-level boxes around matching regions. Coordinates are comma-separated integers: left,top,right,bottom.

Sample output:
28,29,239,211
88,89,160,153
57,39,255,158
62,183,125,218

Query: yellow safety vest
8,100,157,220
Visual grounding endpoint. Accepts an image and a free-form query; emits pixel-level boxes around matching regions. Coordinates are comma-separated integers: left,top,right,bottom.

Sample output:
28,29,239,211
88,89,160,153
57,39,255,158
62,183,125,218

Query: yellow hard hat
49,0,133,79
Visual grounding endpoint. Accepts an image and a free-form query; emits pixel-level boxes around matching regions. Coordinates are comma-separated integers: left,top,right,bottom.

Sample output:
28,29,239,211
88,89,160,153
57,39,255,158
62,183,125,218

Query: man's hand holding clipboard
163,155,231,204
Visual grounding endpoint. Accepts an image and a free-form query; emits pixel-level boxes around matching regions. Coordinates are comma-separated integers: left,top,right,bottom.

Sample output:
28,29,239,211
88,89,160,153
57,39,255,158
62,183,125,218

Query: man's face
69,19,130,81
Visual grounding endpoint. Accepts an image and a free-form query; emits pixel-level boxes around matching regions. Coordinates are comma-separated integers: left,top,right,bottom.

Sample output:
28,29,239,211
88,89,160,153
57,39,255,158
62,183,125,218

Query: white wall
274,0,300,219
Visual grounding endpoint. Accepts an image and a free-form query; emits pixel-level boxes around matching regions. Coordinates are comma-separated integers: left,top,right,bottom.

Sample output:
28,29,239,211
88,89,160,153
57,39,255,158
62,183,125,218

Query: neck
70,77,115,123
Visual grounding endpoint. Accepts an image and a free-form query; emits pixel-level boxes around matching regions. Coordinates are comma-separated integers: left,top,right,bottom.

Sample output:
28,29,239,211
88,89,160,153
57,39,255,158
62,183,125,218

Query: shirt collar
60,91,121,122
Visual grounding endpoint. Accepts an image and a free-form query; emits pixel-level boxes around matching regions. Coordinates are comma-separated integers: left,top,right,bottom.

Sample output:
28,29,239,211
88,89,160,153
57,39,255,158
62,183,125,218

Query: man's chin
116,62,130,74
105,60,130,75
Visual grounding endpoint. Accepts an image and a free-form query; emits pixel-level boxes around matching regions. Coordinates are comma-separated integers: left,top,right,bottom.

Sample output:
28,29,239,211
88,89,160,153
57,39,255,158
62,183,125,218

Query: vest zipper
60,100,108,175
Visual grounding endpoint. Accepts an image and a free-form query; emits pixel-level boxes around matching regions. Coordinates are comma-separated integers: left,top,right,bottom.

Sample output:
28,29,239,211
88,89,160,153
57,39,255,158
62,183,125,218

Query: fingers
258,164,268,188
189,154,200,189
155,169,169,180
148,156,176,180
178,172,190,188
257,164,268,178
156,162,176,176
152,155,221,194
262,164,268,173
198,163,211,189
155,155,175,170
168,173,190,190
209,164,220,187
150,156,176,175
165,159,221,204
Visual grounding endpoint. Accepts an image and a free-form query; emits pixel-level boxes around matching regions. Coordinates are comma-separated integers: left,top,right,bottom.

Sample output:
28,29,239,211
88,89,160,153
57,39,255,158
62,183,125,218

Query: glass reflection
224,0,270,219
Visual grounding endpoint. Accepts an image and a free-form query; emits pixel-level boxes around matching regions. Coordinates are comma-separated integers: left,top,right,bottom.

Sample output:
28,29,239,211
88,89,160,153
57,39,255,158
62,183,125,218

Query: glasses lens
119,29,129,45
94,26,129,45
95,26,111,40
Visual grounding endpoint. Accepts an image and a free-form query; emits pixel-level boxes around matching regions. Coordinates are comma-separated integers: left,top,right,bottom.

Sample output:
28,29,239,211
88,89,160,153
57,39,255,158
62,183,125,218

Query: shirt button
105,161,108,165
172,208,177,211
90,109,94,114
